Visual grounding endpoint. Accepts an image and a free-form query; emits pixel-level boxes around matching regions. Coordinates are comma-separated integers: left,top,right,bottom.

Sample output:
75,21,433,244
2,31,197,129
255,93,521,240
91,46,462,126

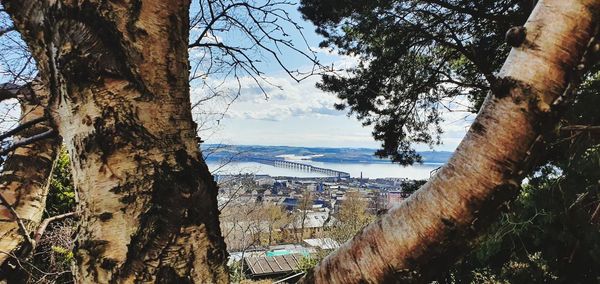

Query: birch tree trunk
0,82,60,277
302,0,600,282
2,1,229,282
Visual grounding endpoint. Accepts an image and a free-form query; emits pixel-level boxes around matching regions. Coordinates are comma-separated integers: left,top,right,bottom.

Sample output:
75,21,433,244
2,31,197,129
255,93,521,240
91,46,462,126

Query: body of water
206,160,443,179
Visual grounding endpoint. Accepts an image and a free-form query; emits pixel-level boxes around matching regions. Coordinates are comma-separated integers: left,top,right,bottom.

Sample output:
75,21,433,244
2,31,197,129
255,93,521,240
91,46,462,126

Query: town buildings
215,173,423,281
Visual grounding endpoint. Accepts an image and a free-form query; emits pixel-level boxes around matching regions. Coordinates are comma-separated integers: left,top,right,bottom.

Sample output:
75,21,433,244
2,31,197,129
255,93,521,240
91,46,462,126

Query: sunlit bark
2,0,229,282
0,82,60,277
302,0,600,282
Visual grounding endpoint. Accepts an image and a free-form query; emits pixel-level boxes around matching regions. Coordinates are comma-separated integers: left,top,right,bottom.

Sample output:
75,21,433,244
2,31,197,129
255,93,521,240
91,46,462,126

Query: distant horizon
202,143,454,153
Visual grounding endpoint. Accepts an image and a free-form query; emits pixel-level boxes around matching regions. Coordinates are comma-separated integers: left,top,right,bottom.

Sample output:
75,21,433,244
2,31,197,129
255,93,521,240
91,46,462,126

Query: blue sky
188,2,474,151
0,1,473,152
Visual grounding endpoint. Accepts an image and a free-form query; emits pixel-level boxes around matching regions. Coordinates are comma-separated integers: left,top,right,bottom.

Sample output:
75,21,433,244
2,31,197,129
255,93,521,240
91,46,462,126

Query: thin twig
590,202,600,224
33,212,77,247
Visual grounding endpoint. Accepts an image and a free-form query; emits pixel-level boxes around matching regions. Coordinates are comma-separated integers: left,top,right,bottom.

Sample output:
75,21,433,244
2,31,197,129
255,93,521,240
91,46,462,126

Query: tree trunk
302,0,600,282
0,82,61,277
2,1,229,282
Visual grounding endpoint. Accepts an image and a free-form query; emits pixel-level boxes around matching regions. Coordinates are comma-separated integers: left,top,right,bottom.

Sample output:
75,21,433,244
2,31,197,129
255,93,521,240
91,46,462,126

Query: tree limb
0,116,47,141
0,83,21,101
0,129,56,156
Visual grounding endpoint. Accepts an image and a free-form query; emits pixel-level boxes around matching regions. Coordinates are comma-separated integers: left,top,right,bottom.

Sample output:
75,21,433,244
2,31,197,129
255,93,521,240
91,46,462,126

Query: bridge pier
254,158,350,178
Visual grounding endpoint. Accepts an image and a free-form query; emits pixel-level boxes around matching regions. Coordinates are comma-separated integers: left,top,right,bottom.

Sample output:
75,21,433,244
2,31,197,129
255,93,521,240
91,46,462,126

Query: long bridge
253,158,351,178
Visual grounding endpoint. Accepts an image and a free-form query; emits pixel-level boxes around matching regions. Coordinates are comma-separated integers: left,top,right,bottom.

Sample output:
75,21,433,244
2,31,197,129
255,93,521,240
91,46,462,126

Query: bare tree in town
328,191,375,244
292,190,315,243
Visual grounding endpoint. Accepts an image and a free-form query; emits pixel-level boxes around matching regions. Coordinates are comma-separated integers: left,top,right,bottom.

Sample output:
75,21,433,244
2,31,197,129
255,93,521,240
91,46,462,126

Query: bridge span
253,158,350,178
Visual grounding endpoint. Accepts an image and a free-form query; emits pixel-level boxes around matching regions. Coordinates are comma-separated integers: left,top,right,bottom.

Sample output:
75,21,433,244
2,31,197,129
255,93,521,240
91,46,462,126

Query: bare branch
0,26,14,37
188,0,326,112
0,129,56,156
0,83,21,101
560,125,600,133
32,212,77,247
0,116,47,141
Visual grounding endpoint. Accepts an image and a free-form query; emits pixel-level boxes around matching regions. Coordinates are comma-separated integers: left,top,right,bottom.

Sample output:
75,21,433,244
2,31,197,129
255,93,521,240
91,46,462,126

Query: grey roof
303,238,340,250
244,253,302,276
286,210,333,229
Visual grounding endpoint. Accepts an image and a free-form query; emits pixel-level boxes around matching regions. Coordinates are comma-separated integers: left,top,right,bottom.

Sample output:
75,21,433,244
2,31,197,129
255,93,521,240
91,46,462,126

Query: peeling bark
2,1,229,283
302,0,600,283
0,82,61,278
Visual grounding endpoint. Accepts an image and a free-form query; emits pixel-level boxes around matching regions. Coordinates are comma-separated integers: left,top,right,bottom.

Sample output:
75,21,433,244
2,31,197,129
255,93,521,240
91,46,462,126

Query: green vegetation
296,254,321,273
51,245,75,263
45,147,76,217
26,147,77,283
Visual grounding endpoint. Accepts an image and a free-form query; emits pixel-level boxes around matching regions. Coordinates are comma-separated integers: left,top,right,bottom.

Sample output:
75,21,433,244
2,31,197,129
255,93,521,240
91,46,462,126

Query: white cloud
191,49,473,151
192,72,344,123
309,46,363,71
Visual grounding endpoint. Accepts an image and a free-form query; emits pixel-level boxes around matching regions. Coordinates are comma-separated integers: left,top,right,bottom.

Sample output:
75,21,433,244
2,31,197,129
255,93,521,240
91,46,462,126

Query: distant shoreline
203,143,452,152
204,156,446,165
202,144,452,165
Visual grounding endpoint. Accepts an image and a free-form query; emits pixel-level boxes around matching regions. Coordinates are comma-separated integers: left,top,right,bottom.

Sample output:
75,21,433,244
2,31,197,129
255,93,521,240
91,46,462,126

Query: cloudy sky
190,4,474,152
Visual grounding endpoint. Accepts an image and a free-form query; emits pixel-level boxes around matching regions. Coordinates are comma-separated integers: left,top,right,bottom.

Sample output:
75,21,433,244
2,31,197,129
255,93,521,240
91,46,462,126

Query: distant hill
202,144,452,164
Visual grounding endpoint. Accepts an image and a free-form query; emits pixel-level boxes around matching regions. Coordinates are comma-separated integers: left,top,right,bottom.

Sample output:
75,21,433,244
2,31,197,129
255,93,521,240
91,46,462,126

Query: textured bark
2,1,229,283
0,83,60,276
302,0,600,283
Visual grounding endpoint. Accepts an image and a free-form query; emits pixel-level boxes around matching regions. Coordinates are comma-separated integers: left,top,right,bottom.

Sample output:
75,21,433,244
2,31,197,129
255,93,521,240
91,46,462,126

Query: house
282,210,334,240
